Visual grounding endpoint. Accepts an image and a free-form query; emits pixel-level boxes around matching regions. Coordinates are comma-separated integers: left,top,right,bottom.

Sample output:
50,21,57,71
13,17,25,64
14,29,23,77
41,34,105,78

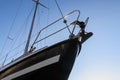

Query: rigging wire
71,10,80,34
35,25,71,44
1,0,24,66
8,0,24,50
0,0,23,56
0,43,26,66
35,0,50,48
2,0,38,66
32,10,80,45
44,0,50,47
28,5,50,50
30,6,41,49
1,3,35,66
29,0,49,51
10,5,35,52
1,41,26,62
54,0,71,34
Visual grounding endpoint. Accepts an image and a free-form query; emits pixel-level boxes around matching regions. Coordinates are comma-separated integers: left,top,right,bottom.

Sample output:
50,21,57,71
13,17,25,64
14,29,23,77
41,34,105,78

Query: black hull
0,39,81,80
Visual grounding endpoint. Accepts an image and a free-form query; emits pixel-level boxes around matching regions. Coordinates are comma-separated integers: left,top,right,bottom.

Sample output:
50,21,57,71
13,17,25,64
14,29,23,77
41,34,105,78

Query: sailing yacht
0,0,93,80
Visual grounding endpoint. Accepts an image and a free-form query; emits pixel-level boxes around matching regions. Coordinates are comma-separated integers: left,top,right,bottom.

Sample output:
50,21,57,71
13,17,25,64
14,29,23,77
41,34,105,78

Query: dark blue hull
0,39,81,80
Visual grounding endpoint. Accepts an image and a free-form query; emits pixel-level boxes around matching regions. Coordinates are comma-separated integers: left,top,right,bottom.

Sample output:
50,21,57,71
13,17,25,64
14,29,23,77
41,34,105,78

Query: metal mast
24,0,48,54
24,0,39,54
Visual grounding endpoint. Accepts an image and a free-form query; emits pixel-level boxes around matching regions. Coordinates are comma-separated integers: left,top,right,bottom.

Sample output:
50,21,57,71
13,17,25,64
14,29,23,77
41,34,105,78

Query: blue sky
0,0,120,80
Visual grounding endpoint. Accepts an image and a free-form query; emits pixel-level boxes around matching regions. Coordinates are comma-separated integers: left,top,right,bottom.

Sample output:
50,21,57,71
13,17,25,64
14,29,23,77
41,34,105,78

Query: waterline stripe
2,55,60,80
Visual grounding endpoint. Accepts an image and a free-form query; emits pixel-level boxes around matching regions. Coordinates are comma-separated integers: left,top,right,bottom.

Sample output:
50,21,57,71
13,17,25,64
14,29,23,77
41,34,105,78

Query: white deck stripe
2,55,60,80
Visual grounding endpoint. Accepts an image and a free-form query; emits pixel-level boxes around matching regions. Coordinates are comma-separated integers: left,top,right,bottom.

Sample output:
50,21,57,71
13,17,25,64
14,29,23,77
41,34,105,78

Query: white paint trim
0,46,48,72
2,55,60,80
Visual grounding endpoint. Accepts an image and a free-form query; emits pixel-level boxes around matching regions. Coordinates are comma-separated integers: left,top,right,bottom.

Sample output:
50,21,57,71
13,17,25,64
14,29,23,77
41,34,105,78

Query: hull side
0,39,81,80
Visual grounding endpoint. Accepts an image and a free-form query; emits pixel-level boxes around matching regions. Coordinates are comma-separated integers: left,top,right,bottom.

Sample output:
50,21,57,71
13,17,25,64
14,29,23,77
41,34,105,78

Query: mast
24,0,48,54
24,0,39,54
